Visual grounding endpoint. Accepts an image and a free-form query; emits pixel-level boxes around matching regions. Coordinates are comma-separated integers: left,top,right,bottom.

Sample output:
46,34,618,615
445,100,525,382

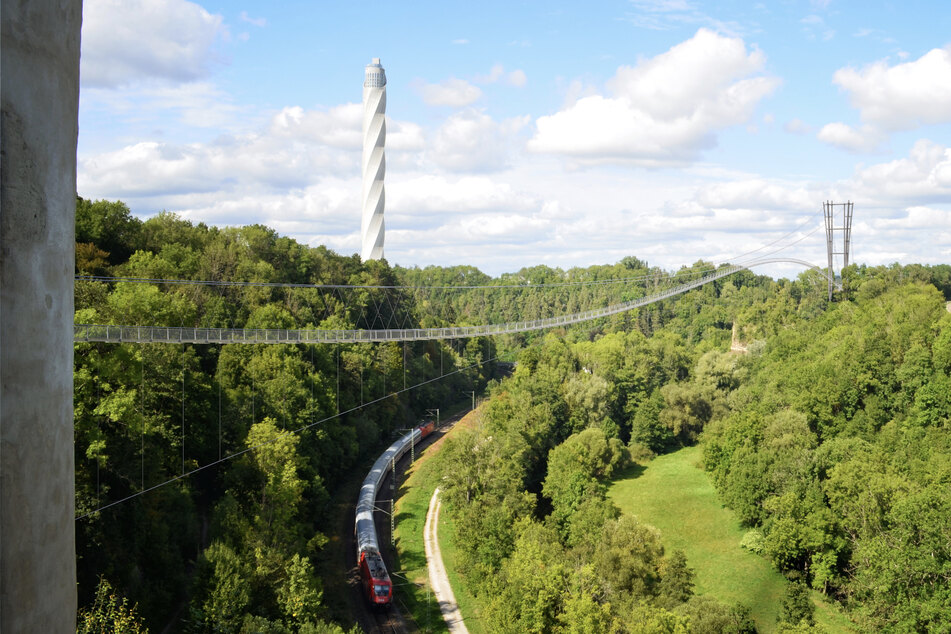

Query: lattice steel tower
823,200,853,300
362,58,386,261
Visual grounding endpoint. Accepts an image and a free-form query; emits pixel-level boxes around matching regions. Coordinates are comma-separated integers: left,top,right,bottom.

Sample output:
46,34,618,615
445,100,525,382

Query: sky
77,0,951,279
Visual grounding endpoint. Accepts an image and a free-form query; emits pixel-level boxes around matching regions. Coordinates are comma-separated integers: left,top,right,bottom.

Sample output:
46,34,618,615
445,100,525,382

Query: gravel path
424,487,469,633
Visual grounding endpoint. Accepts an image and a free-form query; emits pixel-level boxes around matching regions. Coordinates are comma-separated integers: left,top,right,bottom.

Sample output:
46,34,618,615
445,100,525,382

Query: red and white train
355,421,436,607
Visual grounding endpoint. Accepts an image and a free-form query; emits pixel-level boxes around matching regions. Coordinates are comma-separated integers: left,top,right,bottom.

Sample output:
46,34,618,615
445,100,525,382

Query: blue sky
77,0,951,277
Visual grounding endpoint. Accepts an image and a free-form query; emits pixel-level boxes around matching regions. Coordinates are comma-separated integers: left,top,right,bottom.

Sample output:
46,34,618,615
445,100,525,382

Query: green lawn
391,412,488,634
607,445,854,633
391,454,448,633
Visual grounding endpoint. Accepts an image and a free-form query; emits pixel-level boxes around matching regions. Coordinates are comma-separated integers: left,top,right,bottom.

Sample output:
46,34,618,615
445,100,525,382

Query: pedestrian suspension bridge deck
74,259,832,345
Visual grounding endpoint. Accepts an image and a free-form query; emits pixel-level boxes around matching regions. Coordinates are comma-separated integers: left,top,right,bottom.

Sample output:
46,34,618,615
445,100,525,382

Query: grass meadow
608,444,854,632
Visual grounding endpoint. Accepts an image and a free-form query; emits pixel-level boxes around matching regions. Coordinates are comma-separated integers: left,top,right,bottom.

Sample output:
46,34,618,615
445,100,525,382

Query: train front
359,550,393,607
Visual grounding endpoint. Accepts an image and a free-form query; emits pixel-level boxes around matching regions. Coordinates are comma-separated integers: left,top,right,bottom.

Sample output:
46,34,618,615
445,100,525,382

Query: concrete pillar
1,0,82,631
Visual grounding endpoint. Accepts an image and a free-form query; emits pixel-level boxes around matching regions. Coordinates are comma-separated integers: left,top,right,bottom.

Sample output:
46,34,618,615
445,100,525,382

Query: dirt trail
423,487,468,634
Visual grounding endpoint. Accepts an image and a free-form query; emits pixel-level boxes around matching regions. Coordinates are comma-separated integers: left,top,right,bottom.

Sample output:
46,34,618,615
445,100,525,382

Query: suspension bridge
73,257,835,345
70,206,852,523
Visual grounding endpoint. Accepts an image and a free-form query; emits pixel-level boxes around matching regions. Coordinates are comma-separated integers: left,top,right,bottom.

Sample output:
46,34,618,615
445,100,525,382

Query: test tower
362,58,386,261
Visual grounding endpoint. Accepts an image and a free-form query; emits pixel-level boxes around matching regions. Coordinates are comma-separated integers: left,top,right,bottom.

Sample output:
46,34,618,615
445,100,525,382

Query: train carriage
354,421,435,607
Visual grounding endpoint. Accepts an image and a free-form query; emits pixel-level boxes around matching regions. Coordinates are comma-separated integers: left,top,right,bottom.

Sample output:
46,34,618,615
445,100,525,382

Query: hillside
73,199,951,631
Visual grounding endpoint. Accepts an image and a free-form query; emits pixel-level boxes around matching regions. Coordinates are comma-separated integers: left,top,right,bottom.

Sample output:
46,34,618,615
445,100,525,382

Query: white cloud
832,45,951,130
784,118,812,135
457,213,549,240
817,122,883,152
80,110,951,276
801,14,835,41
528,29,779,164
851,27,896,45
388,174,537,217
177,181,359,232
697,179,814,211
78,134,341,200
474,64,527,87
239,11,266,27
562,80,600,108
873,206,951,230
77,103,429,202
415,78,482,107
270,104,362,149
430,110,529,172
452,38,469,45
81,0,227,88
852,139,951,202
80,81,246,133
854,206,951,266
624,0,743,35
507,70,528,87
632,0,696,11
266,104,425,153
476,65,505,83
387,120,428,153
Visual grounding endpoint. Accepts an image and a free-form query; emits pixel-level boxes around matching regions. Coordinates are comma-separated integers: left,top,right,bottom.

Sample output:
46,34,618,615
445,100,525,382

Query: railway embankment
390,408,486,634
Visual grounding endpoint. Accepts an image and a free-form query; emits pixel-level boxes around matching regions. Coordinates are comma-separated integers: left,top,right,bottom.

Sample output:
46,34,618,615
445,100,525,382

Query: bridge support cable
142,345,146,489
74,258,830,346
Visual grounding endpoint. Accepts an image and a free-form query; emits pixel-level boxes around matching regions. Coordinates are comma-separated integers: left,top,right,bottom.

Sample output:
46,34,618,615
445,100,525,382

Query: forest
431,264,951,631
75,198,496,632
74,197,951,632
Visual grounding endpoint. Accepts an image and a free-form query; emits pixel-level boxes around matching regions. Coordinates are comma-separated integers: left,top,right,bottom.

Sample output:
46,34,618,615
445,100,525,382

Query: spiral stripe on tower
362,58,386,261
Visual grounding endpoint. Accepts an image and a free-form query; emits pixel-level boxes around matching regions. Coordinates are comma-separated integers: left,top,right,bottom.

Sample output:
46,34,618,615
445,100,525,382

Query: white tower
362,58,386,261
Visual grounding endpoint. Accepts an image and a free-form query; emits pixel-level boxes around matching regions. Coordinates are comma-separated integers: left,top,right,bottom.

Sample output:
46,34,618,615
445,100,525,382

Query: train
355,420,436,607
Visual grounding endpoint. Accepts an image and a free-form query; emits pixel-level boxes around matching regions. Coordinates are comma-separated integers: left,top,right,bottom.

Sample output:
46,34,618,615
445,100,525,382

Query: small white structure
362,58,386,261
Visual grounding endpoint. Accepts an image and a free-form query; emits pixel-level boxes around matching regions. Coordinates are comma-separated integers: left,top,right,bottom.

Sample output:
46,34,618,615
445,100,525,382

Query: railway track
347,417,460,632
371,605,408,633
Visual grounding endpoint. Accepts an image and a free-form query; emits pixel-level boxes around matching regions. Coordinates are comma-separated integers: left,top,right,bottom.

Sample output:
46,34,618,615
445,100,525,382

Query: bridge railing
74,260,824,345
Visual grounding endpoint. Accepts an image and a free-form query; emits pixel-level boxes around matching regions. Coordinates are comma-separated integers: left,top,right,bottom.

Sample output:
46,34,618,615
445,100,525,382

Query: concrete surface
1,0,82,630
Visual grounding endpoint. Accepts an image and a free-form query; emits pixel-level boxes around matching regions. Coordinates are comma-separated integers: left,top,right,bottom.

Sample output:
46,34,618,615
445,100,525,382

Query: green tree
593,515,665,601
657,550,694,608
243,418,308,557
563,373,614,433
659,382,714,443
484,520,569,633
629,390,673,452
543,428,627,536
77,577,148,633
192,541,252,630
276,554,323,624
556,565,621,633
676,596,756,633
76,197,143,263
778,581,814,628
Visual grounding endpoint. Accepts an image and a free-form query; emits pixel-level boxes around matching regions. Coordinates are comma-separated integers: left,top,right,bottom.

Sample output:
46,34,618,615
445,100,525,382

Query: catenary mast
362,58,386,261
